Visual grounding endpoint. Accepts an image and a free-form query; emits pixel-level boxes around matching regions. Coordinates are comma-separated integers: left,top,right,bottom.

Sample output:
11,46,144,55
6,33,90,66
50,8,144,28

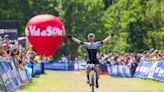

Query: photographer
7,42,22,69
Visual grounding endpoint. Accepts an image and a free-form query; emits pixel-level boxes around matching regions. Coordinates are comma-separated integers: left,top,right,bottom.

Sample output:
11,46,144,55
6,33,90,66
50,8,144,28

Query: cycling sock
96,79,99,88
87,75,89,80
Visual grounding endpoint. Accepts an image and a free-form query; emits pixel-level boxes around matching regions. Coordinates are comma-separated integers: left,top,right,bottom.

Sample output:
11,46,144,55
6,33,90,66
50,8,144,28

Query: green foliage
54,0,105,59
0,0,29,35
103,0,163,53
0,0,59,36
28,0,58,16
0,0,163,59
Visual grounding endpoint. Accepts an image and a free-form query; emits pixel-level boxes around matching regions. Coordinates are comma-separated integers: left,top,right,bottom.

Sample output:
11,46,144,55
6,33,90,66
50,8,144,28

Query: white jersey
81,41,103,64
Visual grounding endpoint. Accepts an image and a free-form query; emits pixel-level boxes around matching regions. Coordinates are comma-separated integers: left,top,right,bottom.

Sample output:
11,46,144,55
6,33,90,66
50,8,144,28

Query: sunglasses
89,35,94,38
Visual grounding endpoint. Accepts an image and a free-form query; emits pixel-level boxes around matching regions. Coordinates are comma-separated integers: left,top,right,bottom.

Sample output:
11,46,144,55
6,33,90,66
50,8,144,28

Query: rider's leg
95,65,99,88
95,66,99,79
86,64,90,81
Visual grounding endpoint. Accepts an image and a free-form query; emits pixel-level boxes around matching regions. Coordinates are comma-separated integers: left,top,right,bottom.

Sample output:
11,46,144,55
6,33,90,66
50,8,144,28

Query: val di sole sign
26,14,65,56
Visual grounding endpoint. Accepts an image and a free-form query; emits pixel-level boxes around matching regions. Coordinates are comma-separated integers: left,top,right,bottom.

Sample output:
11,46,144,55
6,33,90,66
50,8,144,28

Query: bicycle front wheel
91,85,94,92
91,73,95,92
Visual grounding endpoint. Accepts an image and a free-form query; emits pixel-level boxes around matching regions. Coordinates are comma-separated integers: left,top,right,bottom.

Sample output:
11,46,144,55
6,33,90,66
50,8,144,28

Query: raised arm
72,37,82,44
68,34,82,44
102,33,114,43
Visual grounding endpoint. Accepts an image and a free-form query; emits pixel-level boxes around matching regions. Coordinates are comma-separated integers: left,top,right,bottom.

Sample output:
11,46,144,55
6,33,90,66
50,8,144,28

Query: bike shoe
96,79,99,88
87,80,89,84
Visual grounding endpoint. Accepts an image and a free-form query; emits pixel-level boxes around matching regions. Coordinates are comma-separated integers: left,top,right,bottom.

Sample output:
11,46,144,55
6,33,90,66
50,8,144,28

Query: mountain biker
68,33,114,88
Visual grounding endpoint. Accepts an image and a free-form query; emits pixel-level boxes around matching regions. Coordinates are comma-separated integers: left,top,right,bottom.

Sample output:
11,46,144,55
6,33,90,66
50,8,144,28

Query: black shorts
87,60,99,65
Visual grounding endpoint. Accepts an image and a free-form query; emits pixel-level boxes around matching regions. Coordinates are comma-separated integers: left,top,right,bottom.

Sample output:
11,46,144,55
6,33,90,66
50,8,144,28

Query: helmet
87,33,95,39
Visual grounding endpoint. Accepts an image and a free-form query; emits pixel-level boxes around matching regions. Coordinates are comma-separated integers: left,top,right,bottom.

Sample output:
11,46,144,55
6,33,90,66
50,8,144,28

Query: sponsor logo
26,25,65,37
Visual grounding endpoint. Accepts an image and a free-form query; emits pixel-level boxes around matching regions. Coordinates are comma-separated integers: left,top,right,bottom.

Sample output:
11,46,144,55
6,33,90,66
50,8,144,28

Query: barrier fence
38,61,164,82
134,61,164,81
107,64,132,77
44,62,87,71
106,61,164,81
0,61,43,92
0,60,163,92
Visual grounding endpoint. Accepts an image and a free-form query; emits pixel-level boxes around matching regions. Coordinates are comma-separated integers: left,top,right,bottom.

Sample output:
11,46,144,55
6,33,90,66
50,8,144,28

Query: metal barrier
135,61,164,81
107,64,132,77
0,60,44,92
1,60,163,92
107,60,164,81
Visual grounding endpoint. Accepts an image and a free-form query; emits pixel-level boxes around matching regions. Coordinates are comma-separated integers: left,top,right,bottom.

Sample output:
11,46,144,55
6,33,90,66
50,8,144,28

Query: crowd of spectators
60,54,74,63
98,49,164,66
97,50,164,75
0,35,49,70
1,34,163,69
0,35,26,69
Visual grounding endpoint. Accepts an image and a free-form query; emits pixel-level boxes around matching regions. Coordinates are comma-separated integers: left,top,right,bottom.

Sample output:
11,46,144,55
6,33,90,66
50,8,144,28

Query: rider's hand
67,34,72,39
111,33,114,37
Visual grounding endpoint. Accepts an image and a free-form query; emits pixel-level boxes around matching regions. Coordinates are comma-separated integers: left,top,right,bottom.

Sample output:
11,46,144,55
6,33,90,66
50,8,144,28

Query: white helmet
87,33,95,39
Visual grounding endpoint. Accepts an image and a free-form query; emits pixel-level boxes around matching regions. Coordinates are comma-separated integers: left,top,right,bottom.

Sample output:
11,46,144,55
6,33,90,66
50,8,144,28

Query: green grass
16,70,164,92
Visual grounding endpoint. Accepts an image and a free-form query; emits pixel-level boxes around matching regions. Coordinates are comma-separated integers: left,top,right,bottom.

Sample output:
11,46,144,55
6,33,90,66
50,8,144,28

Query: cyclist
68,33,114,88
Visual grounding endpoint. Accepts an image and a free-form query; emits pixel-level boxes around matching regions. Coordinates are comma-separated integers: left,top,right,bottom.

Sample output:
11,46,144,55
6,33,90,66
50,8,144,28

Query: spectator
61,54,68,63
2,43,8,57
34,54,41,63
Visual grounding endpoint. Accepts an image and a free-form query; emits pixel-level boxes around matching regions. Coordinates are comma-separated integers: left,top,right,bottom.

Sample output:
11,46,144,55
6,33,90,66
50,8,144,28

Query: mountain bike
88,64,98,92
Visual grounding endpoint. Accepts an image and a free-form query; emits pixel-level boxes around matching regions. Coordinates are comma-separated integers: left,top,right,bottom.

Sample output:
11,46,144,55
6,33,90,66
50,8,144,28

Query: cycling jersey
81,41,103,64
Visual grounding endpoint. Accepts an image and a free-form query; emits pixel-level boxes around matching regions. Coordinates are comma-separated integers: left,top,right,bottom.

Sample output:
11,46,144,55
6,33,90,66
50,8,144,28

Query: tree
0,0,163,59
0,0,28,35
103,0,113,10
55,0,105,60
103,0,163,53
